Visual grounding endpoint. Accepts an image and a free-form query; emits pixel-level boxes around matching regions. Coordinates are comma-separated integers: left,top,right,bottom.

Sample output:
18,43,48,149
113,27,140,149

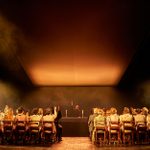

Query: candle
65,109,68,117
82,109,84,118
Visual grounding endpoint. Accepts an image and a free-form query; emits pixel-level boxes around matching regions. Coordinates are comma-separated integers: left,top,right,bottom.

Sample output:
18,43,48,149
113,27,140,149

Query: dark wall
21,86,138,116
0,14,34,110
133,80,150,106
0,80,22,110
118,35,150,108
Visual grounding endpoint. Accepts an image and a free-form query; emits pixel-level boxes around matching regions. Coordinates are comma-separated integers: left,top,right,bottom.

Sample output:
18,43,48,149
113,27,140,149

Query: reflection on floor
0,137,150,150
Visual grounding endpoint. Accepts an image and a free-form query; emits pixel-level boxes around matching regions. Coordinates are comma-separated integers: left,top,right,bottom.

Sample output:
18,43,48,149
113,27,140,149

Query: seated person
92,109,106,143
94,108,105,128
15,107,28,127
3,105,14,121
88,108,98,139
130,107,137,116
15,107,27,120
42,107,57,133
89,108,99,142
72,104,81,117
14,107,28,139
29,108,42,121
29,108,42,131
141,107,149,116
147,109,150,130
120,107,133,131
108,107,120,131
3,105,14,135
134,108,146,129
37,108,43,117
4,105,9,116
94,109,105,127
105,108,111,128
0,110,4,132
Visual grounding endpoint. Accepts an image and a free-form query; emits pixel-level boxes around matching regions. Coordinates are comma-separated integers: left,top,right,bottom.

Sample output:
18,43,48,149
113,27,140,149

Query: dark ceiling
0,0,150,87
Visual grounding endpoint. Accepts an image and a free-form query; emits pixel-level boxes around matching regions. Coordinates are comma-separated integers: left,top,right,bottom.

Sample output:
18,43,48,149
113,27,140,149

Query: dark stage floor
0,137,149,150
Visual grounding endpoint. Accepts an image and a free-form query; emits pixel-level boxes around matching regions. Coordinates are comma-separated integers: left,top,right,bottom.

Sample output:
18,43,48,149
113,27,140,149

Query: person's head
17,107,24,114
106,109,111,116
44,108,50,115
136,108,141,114
93,108,98,114
31,108,38,115
130,107,137,115
38,108,43,115
44,107,53,115
90,108,94,114
97,109,103,115
4,105,9,110
75,104,80,110
110,107,117,115
142,107,148,115
123,107,130,114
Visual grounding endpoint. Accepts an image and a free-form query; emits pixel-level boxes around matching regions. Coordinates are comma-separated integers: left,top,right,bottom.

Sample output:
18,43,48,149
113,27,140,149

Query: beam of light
27,65,123,86
18,43,130,86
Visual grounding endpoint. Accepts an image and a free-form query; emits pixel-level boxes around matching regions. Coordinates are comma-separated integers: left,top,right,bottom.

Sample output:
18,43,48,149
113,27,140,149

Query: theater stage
0,137,149,150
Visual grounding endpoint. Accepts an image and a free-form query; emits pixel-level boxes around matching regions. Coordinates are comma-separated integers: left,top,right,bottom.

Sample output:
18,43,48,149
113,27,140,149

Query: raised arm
53,106,57,119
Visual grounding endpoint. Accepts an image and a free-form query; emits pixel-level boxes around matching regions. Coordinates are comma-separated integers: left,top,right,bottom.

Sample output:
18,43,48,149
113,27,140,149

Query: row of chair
94,120,150,146
94,122,150,145
0,120,56,145
89,107,150,146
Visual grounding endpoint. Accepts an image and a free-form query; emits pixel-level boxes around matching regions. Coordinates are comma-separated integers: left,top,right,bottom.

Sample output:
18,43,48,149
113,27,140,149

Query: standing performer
55,106,62,142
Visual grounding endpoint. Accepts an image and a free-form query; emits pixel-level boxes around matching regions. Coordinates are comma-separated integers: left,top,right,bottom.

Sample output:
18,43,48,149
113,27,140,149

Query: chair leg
118,131,120,145
123,132,125,145
95,131,97,144
109,132,111,145
131,131,134,145
104,132,106,145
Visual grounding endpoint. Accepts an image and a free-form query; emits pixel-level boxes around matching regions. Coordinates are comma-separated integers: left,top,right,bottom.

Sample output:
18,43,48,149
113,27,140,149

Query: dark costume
55,110,62,141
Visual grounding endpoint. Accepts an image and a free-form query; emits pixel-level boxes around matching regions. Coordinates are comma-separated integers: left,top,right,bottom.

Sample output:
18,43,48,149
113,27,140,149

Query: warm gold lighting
23,62,124,86
16,2,136,86
0,1,141,86
19,41,133,86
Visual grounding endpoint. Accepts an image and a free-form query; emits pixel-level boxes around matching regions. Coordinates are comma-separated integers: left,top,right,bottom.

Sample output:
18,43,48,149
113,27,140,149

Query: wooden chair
147,123,150,144
41,121,55,144
109,121,121,145
0,121,3,144
95,123,106,146
3,120,14,144
136,122,147,144
28,120,41,144
122,121,134,145
15,120,27,144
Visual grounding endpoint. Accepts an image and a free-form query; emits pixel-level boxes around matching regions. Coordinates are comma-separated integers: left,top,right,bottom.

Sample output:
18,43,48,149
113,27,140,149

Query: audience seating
109,121,120,145
88,106,150,146
41,121,54,143
94,119,106,145
3,120,14,144
122,120,134,145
